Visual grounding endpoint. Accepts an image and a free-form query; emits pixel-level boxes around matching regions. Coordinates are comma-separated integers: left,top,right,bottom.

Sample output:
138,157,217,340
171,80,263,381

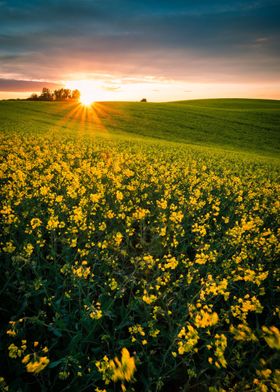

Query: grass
0,98,279,157
0,99,279,391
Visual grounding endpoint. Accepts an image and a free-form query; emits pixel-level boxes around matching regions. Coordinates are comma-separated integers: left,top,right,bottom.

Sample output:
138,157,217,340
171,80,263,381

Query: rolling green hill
0,98,279,157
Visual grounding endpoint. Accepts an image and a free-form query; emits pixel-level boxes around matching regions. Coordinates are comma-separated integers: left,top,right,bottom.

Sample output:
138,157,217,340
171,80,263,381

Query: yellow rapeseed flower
110,348,136,383
24,355,50,374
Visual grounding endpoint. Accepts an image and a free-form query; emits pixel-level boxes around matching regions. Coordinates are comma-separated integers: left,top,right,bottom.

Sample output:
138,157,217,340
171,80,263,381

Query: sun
80,91,94,106
65,79,112,104
65,80,95,106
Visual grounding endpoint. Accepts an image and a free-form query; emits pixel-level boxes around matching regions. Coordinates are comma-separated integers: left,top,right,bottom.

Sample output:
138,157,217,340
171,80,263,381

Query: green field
0,99,279,392
1,98,280,157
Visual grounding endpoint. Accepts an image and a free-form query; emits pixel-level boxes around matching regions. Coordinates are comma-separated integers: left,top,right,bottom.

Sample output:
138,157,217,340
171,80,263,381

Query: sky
0,0,280,101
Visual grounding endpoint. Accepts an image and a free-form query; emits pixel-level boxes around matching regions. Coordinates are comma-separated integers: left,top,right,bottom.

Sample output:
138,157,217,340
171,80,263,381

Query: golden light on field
53,86,112,137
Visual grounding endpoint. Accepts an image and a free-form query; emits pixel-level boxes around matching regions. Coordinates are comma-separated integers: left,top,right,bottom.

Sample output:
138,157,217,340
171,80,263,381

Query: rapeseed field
1,129,279,391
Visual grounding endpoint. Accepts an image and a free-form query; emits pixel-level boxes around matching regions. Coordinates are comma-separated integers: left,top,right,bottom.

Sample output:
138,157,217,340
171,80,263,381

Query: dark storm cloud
0,0,279,83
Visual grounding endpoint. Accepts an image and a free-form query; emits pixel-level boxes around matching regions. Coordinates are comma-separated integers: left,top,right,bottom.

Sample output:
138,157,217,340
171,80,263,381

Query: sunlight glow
80,92,94,106
65,80,107,104
62,77,280,103
65,80,96,105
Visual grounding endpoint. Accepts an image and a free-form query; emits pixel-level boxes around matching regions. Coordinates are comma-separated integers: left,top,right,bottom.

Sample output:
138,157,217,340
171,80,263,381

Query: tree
27,93,38,101
27,87,80,101
39,88,53,101
53,88,74,101
63,89,72,100
54,89,63,101
72,89,81,101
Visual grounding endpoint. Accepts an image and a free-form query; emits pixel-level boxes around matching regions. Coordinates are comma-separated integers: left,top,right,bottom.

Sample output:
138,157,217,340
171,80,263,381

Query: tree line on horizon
28,87,81,101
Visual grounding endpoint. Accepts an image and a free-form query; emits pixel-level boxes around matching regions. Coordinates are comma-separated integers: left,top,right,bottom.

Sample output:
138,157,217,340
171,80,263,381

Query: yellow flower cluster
22,354,50,374
6,321,18,337
177,324,199,354
142,289,157,305
200,275,229,301
8,341,26,359
110,348,136,383
129,324,147,345
96,348,136,390
188,304,219,329
231,295,263,321
230,323,258,342
84,302,102,320
208,334,227,369
1,131,279,391
262,326,280,350
194,309,219,329
7,336,49,375
72,260,93,279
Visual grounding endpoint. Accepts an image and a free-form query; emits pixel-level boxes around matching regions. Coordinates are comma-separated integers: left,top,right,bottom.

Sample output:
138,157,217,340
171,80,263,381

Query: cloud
0,78,61,92
0,0,279,85
102,85,122,91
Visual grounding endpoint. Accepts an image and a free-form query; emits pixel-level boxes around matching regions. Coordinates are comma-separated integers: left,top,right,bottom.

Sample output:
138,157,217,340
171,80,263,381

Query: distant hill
0,98,279,157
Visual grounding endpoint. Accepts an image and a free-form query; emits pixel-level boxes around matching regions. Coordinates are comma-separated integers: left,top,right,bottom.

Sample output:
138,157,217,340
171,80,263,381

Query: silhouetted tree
28,87,80,101
54,89,62,101
72,89,81,101
40,88,53,101
63,89,71,100
141,98,147,102
27,93,38,101
54,88,74,101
